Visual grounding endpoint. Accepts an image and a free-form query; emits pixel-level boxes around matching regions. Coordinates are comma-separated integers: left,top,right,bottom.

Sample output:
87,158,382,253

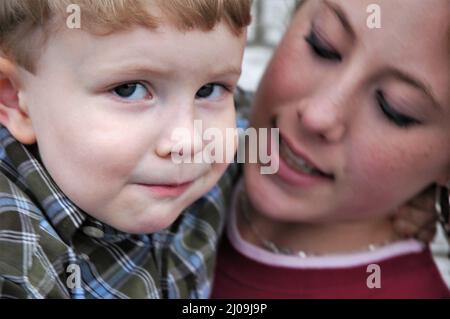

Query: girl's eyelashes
303,26,422,129
112,82,151,101
304,29,342,62
376,90,421,128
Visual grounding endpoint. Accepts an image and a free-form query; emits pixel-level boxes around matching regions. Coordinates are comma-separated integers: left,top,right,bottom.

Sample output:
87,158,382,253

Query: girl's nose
296,97,347,143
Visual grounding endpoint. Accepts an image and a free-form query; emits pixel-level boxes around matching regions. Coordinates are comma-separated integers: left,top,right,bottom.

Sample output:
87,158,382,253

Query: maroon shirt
212,236,450,299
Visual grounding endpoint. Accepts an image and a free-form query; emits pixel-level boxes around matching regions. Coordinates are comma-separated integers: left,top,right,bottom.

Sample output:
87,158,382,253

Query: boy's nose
155,112,203,160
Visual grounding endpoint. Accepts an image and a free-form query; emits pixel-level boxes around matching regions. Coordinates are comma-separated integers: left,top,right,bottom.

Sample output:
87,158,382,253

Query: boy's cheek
194,163,230,200
203,162,229,188
214,162,231,176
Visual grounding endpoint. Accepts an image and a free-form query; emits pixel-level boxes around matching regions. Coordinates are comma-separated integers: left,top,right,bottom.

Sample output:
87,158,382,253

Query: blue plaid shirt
0,125,240,299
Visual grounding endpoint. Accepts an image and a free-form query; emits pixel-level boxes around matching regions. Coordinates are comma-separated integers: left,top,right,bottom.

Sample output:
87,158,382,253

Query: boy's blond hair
0,0,252,72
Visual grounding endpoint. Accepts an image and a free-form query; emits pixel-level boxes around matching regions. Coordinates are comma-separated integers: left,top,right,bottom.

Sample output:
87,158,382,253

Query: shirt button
82,226,105,239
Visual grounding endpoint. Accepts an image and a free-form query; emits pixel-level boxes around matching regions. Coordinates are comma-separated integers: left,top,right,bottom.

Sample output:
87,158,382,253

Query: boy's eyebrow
96,62,242,78
95,63,173,77
210,67,242,78
388,68,442,111
322,0,355,38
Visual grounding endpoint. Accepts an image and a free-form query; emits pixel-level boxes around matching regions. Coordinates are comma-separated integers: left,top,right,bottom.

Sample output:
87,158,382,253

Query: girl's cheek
349,141,435,206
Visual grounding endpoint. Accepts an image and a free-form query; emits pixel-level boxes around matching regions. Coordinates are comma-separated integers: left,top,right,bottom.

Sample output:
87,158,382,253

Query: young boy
0,0,250,298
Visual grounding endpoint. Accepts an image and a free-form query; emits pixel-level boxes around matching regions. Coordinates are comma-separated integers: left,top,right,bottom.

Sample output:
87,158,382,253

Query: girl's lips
266,126,333,187
139,181,193,197
276,150,333,187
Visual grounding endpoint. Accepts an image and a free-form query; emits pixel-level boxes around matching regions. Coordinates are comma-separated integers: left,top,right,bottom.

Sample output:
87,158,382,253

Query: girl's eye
196,84,226,100
112,83,150,101
376,90,421,128
304,30,342,62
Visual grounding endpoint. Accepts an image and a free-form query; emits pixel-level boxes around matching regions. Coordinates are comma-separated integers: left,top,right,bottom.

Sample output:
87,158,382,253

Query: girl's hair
0,0,252,72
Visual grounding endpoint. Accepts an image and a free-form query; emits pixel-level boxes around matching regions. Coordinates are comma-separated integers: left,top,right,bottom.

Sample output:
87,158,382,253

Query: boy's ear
0,57,36,145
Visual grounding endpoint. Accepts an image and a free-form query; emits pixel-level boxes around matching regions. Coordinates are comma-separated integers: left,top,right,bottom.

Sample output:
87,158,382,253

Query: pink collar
227,180,425,269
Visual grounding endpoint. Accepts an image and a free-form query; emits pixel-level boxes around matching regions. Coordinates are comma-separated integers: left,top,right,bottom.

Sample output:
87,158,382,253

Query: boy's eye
112,83,150,101
304,30,342,62
376,90,421,128
196,84,226,100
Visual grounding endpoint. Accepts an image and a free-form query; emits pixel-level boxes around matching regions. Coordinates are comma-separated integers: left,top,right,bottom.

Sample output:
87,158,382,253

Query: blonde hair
0,0,252,72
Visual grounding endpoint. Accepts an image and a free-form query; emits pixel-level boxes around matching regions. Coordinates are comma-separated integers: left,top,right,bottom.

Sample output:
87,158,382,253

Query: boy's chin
98,203,185,235
106,171,225,235
114,212,182,235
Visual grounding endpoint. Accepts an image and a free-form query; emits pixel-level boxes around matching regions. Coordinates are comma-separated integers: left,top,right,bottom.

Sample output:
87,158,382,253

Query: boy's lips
138,181,194,197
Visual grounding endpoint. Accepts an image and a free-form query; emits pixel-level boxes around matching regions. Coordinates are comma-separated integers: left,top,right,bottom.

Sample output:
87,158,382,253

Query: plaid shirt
0,125,240,299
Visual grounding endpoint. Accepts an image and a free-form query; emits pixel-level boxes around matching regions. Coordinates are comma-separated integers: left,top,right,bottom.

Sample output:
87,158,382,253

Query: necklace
238,193,400,258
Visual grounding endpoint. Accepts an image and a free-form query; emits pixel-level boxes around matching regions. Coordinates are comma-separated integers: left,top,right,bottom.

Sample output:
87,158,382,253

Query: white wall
239,0,295,91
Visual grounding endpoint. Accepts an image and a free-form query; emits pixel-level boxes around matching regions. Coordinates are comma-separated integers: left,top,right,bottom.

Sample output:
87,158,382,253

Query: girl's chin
244,164,290,218
243,163,325,223
244,163,284,198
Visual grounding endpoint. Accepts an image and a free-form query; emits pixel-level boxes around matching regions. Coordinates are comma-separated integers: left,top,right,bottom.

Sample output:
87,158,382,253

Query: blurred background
238,0,296,91
239,0,450,287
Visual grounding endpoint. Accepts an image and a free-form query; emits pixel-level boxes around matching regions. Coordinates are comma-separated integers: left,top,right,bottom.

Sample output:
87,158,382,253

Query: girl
212,0,450,298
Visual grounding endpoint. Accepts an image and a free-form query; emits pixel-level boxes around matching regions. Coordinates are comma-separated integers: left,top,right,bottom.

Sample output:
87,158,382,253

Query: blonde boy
0,0,250,298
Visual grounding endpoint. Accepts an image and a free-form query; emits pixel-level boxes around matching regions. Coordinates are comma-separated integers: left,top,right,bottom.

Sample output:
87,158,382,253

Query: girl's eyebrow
321,0,442,112
323,0,355,39
387,68,442,112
